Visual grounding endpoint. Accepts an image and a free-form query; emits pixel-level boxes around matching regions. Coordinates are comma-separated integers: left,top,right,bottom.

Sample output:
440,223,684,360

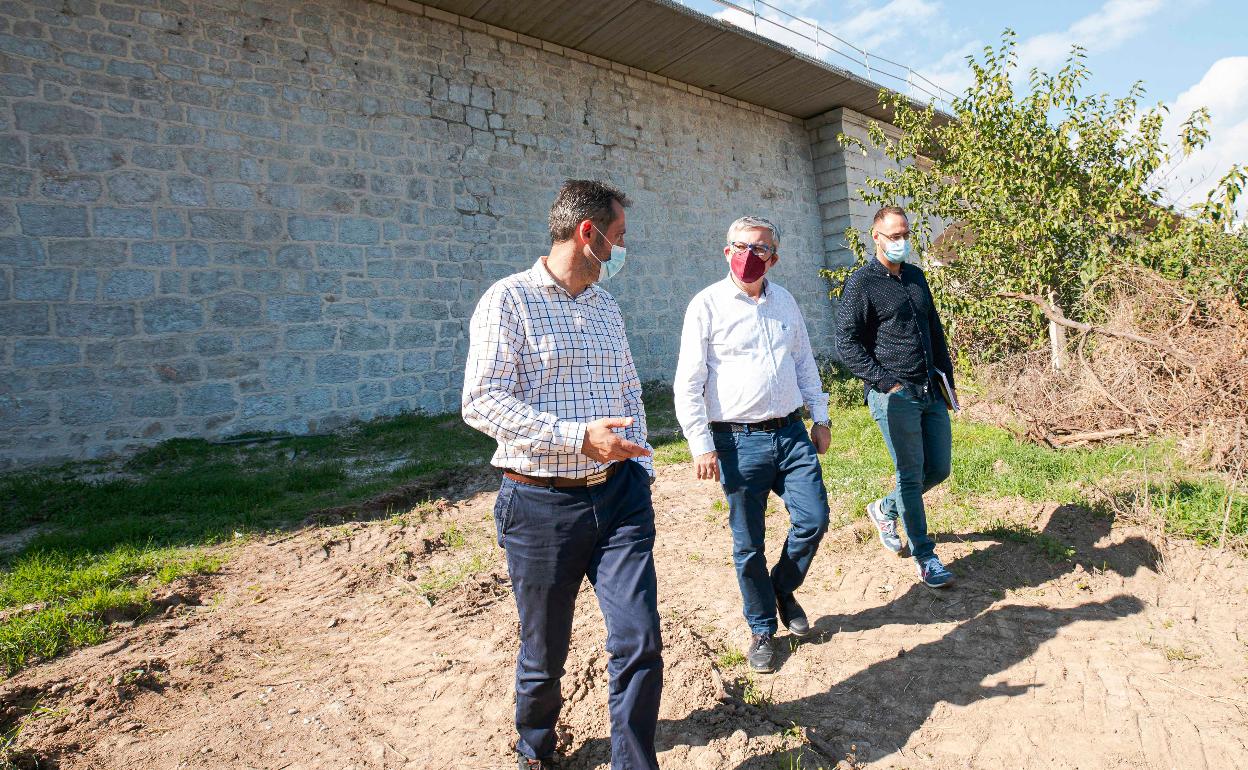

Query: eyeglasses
729,241,776,258
876,231,909,242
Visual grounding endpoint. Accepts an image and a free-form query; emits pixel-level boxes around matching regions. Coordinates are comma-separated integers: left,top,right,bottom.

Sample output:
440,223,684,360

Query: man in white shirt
674,216,832,673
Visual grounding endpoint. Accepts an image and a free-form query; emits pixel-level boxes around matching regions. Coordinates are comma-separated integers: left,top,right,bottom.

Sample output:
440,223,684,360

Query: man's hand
581,417,652,463
810,424,831,454
694,450,719,481
887,383,904,394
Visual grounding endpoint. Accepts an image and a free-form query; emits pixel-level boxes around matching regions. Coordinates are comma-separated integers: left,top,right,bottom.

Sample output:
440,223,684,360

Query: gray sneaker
866,499,906,556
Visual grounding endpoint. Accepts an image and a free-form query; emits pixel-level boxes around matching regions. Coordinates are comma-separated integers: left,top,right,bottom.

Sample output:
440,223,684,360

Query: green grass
0,411,495,677
1,380,1242,681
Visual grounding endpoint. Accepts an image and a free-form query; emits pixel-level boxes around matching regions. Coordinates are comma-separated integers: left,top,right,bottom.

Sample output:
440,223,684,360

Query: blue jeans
866,384,952,562
493,459,663,769
714,420,830,635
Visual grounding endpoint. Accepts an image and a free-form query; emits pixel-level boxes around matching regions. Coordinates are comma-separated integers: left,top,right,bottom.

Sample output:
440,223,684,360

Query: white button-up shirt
462,258,653,478
674,276,830,457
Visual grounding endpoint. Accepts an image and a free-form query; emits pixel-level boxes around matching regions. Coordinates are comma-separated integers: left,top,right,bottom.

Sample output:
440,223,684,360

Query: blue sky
677,0,1247,217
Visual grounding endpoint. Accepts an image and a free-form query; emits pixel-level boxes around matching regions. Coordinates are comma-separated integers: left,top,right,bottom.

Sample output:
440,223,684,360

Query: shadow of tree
557,506,1155,769
811,504,1158,637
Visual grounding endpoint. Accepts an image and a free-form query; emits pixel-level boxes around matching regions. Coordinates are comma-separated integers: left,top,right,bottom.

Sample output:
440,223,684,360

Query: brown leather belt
709,409,803,434
504,462,620,488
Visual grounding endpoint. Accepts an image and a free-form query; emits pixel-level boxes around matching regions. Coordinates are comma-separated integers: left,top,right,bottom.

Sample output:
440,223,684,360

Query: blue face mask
882,236,910,264
589,224,627,281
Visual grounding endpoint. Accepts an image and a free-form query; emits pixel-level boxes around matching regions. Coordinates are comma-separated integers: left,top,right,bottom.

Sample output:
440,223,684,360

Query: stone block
190,210,245,239
368,299,406,320
108,171,162,204
276,245,314,269
132,389,178,417
0,167,33,197
390,375,421,397
0,237,46,267
357,381,386,405
363,352,400,378
340,321,390,351
14,340,79,367
288,215,334,241
60,391,117,425
47,239,126,267
152,358,201,384
213,182,256,208
294,388,332,412
132,243,173,266
13,269,72,301
142,297,204,333
285,324,336,351
101,115,158,143
35,368,96,389
187,270,237,296
210,294,262,327
316,244,363,270
55,305,135,338
14,102,96,135
70,140,126,172
265,355,307,388
315,354,360,384
242,394,287,418
183,384,236,416
41,175,102,202
239,332,278,352
205,356,258,380
339,218,379,245
18,204,89,237
103,270,156,300
0,397,52,429
395,321,436,348
94,207,153,238
267,295,321,323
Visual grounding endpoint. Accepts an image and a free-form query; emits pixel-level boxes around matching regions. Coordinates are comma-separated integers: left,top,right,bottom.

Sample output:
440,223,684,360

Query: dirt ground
3,463,1247,769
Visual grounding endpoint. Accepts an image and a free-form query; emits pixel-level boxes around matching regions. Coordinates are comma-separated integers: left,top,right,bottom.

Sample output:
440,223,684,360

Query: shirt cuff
808,395,830,425
686,432,716,458
553,419,588,454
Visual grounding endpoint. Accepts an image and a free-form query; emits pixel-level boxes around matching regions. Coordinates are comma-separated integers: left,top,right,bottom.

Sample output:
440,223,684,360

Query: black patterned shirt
834,258,954,400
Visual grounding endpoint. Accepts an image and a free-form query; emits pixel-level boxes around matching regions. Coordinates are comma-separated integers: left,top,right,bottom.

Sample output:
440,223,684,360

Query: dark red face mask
730,247,771,283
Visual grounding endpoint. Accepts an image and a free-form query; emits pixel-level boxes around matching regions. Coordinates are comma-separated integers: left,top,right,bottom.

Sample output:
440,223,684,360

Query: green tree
834,30,1246,364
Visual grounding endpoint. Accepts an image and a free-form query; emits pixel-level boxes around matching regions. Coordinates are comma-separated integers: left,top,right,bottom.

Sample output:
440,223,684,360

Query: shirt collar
718,274,769,302
530,258,600,300
867,257,905,278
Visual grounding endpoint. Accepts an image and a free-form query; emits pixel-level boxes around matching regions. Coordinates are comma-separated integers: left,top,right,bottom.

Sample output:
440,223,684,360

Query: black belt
709,409,802,434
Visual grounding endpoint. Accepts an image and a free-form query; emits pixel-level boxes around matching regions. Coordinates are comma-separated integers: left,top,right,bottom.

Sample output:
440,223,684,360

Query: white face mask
589,224,627,281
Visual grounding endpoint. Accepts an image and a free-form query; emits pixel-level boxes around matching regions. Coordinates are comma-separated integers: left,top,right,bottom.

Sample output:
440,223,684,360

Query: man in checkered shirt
462,180,661,770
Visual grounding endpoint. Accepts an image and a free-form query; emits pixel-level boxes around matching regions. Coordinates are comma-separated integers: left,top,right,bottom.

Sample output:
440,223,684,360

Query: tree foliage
834,31,1248,362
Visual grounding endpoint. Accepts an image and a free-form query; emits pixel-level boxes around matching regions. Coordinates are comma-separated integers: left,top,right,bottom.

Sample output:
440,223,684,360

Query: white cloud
833,0,940,51
1162,56,1248,220
1016,0,1163,74
917,0,1164,98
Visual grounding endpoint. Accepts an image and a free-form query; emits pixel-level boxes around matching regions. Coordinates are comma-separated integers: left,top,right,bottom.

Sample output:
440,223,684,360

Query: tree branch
996,291,1195,365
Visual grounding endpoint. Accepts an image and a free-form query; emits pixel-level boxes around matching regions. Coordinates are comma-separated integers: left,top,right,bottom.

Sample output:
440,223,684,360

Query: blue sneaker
916,555,955,589
866,499,905,555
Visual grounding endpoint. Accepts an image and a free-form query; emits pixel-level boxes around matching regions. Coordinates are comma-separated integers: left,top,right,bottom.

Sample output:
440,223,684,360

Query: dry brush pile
979,269,1248,484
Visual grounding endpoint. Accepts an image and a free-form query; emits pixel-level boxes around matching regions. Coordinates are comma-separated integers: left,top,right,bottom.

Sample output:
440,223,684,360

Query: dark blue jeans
866,384,952,562
714,420,829,635
493,459,663,769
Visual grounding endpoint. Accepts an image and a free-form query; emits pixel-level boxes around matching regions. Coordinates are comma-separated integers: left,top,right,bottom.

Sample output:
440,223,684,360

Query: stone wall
0,0,843,467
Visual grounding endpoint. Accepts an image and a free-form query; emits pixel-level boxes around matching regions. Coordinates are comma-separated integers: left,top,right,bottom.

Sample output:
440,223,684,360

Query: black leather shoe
747,632,776,673
518,754,552,769
776,591,811,637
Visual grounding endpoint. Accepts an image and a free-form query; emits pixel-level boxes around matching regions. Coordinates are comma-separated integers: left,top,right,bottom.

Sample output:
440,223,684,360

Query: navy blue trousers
493,459,663,769
714,420,830,635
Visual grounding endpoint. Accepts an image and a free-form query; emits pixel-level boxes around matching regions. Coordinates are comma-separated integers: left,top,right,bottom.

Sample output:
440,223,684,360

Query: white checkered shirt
462,258,654,479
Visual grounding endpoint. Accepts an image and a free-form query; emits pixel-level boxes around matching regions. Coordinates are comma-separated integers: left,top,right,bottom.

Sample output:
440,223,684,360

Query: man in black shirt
835,205,957,589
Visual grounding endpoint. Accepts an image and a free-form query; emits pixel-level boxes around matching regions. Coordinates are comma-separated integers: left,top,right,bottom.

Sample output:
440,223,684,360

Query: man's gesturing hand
580,417,652,463
694,451,719,481
811,424,831,454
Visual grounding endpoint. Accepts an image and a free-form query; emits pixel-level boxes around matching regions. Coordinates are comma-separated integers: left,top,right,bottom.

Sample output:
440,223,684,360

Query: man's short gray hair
726,216,780,246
